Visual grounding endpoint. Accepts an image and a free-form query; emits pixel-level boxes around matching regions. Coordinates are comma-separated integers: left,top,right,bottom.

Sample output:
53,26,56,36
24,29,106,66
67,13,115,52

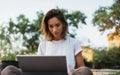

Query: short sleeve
74,40,82,56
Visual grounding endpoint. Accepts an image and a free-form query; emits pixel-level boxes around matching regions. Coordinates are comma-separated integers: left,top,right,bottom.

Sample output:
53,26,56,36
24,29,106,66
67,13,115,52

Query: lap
1,66,93,75
1,65,21,75
71,66,93,75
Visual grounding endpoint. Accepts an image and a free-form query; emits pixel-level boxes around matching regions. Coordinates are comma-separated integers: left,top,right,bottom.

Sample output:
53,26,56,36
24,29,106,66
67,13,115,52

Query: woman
38,9,93,75
1,9,93,75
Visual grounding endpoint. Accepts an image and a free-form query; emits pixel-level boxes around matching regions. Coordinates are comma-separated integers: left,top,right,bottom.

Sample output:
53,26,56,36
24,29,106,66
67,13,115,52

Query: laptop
16,55,67,75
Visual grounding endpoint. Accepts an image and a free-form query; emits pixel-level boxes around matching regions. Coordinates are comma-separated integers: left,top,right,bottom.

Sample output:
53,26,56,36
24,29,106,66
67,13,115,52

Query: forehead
48,17,61,25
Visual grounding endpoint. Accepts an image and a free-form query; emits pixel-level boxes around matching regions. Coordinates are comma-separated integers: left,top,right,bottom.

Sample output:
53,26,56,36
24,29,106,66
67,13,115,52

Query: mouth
54,33,58,36
53,32,60,36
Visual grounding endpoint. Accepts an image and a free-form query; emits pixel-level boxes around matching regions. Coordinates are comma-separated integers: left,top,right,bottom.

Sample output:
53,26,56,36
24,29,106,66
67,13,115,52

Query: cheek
49,28,52,32
59,25,63,31
49,28,53,33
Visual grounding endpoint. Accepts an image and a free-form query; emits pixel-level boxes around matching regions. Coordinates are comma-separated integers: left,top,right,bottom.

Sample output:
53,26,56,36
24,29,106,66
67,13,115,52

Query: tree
60,8,86,37
0,24,13,60
93,47,120,69
6,8,86,52
8,13,44,53
92,0,120,32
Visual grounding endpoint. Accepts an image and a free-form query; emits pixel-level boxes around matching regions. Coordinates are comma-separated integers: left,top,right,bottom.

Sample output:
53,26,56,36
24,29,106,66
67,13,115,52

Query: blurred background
0,0,120,74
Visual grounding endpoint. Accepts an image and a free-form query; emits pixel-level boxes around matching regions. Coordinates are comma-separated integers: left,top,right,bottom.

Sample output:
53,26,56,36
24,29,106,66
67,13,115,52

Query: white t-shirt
37,36,82,73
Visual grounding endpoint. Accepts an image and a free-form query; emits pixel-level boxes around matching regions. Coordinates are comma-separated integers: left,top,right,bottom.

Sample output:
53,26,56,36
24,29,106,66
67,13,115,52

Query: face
48,17,63,40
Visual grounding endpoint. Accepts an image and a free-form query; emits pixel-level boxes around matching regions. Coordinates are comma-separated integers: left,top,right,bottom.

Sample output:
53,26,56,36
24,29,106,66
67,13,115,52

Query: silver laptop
16,55,67,73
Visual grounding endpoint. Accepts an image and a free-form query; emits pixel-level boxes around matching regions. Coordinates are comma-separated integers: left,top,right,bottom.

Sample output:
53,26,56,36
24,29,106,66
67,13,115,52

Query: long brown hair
41,9,68,41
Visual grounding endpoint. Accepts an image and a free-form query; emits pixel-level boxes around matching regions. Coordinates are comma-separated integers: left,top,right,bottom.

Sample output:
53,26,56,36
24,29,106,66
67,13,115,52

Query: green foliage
93,47,109,69
108,47,120,66
8,14,43,52
0,49,35,60
84,59,93,68
0,52,16,60
6,8,86,51
59,8,86,37
0,8,87,60
93,47,120,69
92,0,120,32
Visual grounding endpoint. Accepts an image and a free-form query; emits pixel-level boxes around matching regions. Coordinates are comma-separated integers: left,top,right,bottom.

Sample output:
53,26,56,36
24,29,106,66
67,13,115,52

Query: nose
53,27,57,32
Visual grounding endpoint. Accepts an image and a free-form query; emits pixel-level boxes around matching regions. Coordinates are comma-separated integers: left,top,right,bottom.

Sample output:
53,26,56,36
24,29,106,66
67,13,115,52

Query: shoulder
39,40,47,46
67,36,80,44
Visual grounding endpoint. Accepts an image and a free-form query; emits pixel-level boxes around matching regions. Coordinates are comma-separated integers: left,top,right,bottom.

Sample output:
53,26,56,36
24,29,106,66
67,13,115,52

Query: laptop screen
16,55,67,72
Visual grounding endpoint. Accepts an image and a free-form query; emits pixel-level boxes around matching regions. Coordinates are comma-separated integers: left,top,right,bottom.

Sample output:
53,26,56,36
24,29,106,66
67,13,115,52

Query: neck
53,37,63,41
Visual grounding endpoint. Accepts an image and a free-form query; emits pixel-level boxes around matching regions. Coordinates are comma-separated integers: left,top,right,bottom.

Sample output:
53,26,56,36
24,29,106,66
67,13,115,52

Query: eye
56,24,60,27
49,25,53,28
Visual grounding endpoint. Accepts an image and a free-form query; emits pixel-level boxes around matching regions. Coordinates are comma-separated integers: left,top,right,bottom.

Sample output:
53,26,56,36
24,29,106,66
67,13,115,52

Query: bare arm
75,51,85,67
68,52,85,75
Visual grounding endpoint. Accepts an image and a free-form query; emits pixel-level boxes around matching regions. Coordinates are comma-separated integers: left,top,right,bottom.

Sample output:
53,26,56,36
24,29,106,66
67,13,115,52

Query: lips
54,32,58,36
